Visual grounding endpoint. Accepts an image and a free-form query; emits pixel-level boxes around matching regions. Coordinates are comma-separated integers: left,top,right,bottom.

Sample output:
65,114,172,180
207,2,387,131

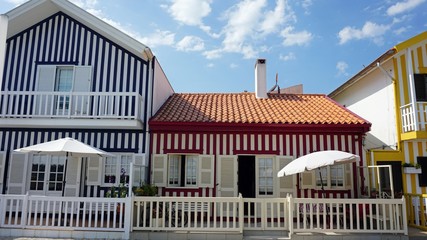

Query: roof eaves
328,48,397,98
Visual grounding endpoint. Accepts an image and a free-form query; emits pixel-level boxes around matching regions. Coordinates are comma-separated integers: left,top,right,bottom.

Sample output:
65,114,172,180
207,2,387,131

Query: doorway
238,155,255,198
378,161,403,197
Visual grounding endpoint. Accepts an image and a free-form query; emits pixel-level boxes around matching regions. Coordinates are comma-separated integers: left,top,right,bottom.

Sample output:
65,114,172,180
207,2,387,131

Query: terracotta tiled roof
151,93,369,125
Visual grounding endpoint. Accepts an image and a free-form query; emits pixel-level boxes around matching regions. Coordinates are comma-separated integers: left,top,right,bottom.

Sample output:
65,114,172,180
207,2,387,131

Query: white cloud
336,61,349,77
279,52,296,61
259,0,286,35
207,63,215,68
203,49,223,59
280,26,313,46
387,0,426,16
140,30,175,47
230,63,238,68
176,36,205,51
300,0,313,14
168,0,212,26
338,21,390,45
394,27,408,35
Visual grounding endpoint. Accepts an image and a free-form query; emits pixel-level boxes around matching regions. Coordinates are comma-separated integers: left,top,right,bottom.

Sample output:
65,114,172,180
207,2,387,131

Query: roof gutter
329,48,397,98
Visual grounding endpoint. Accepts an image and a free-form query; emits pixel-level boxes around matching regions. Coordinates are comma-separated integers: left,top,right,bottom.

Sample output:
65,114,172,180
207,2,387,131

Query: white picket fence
0,194,408,239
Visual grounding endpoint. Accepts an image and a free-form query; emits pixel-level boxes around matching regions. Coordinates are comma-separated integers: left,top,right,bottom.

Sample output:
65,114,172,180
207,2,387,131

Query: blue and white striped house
0,0,174,197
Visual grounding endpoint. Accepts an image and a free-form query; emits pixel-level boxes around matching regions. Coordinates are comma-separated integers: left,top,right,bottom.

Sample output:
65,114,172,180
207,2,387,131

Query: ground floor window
258,157,274,196
168,155,198,187
103,154,132,185
30,154,66,193
315,165,344,188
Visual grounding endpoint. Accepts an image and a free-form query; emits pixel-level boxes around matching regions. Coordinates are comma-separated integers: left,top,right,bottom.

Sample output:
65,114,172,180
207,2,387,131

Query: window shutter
64,156,81,196
199,155,214,187
217,155,237,197
152,154,167,187
276,156,294,197
37,65,56,91
86,156,101,185
7,152,28,194
301,171,315,189
0,151,5,184
345,163,352,189
73,66,92,115
133,154,146,186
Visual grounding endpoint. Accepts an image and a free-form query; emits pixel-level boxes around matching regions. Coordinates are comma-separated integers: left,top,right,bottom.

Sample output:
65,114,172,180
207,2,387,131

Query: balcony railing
0,91,144,121
400,102,427,133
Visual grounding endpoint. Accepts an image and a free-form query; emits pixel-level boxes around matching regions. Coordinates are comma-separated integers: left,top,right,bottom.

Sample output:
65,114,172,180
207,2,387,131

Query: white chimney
255,58,267,99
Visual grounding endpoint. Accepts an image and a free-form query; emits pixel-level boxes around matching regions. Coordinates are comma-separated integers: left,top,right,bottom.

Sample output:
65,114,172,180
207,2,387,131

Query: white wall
332,59,397,150
0,15,8,93
152,58,174,115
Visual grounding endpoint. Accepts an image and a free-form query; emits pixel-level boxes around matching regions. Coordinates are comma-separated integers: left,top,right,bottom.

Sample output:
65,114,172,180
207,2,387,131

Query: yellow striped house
330,31,427,197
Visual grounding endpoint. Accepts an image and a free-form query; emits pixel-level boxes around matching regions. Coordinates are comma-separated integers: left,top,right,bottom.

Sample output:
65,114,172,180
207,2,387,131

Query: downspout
0,15,8,95
143,47,154,184
406,48,418,131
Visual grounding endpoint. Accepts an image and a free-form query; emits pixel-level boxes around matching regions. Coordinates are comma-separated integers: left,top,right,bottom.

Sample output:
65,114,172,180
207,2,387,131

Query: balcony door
36,65,92,116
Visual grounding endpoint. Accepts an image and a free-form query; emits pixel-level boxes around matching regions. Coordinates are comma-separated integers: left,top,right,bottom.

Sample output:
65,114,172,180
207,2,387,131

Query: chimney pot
255,59,267,99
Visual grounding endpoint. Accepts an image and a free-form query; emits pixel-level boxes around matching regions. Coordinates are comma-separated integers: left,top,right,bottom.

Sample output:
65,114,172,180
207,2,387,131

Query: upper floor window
414,74,427,101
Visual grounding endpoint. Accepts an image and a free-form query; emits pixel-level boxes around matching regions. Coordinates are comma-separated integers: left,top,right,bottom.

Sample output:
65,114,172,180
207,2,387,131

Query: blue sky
1,0,426,94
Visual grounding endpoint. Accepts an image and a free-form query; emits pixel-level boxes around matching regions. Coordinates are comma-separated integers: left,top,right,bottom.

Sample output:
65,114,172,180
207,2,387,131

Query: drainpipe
406,48,418,131
0,15,8,95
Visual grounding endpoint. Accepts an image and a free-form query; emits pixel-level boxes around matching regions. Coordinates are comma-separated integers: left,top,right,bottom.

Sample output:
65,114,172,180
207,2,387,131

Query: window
315,165,345,188
258,157,273,196
103,155,132,185
417,157,427,187
54,67,73,111
168,155,198,187
30,154,65,193
414,74,427,101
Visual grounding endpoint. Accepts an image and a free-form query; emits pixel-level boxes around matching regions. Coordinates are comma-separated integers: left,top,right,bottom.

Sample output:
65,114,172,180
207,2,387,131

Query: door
378,161,403,197
217,155,237,197
238,155,255,198
29,155,66,196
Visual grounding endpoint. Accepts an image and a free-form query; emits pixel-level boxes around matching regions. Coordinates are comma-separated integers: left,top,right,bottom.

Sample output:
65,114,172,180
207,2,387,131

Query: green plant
106,183,128,198
133,183,158,196
402,162,421,169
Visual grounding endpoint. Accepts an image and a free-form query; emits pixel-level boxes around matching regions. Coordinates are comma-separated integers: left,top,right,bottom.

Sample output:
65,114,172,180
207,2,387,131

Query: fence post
238,193,243,233
287,194,293,236
123,196,132,239
401,196,408,235
21,193,29,228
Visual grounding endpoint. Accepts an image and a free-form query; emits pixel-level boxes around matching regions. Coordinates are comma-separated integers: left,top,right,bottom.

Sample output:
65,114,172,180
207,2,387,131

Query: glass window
414,74,427,101
316,165,345,188
316,168,328,187
55,67,73,111
330,165,344,187
258,157,273,195
103,154,132,185
168,155,198,187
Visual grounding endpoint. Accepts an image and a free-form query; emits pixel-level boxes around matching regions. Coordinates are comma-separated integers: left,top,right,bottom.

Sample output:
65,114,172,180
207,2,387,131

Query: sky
1,0,427,94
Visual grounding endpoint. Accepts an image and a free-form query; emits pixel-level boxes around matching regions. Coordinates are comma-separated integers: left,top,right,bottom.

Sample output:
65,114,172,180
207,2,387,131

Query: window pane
258,158,273,195
186,156,197,186
169,155,180,186
120,155,132,184
104,156,117,184
316,168,328,186
330,165,344,187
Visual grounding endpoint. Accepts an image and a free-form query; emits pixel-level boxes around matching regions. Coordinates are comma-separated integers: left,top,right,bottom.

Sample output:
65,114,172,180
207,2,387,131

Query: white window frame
102,154,133,187
315,165,345,189
256,156,275,197
167,154,199,188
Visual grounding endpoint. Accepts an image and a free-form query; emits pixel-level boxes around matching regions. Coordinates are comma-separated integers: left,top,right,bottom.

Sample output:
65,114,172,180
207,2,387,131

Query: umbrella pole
61,152,68,197
319,171,325,198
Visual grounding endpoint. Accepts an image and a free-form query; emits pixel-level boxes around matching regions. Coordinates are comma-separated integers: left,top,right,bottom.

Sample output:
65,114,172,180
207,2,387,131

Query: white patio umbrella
277,150,359,196
15,137,113,196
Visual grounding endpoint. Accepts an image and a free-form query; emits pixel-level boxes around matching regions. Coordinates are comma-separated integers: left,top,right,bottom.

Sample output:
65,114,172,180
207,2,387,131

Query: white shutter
301,171,315,189
0,151,5,184
133,154,146,186
198,155,214,187
64,156,81,196
217,155,237,197
86,156,101,185
152,154,167,187
7,152,28,194
345,163,352,189
35,65,56,115
276,156,295,197
72,66,92,114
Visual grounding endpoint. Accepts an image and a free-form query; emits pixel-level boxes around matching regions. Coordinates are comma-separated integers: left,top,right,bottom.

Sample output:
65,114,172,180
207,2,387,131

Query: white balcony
0,91,145,129
400,102,427,133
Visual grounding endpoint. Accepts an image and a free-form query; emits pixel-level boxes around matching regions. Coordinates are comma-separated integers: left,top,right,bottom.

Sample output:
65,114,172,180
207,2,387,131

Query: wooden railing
400,102,427,132
0,91,144,121
404,193,427,230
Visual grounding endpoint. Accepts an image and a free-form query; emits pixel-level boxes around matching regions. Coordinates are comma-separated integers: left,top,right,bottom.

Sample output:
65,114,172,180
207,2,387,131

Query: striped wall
151,130,365,198
0,128,145,195
402,140,427,195
2,11,149,95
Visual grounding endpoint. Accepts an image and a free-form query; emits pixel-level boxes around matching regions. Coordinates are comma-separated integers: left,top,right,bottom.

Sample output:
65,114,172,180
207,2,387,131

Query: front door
29,154,66,196
238,155,255,198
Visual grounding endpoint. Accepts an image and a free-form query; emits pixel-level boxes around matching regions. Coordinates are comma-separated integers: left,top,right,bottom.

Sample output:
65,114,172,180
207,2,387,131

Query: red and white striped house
149,59,371,199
